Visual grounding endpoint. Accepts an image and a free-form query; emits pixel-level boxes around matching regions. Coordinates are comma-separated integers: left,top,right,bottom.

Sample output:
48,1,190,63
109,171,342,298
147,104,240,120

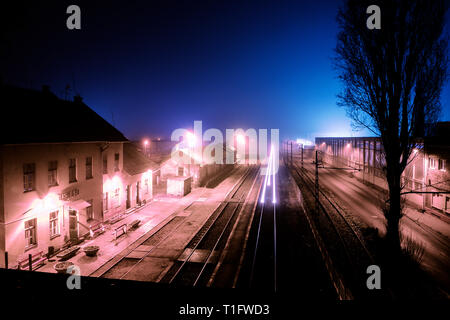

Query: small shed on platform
166,175,192,197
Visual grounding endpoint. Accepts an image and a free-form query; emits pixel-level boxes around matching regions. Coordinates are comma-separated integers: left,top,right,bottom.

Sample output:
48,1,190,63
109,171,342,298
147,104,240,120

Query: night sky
2,0,450,141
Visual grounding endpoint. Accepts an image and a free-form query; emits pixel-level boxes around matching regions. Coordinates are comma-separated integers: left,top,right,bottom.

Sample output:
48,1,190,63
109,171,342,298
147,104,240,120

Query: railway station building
0,85,128,267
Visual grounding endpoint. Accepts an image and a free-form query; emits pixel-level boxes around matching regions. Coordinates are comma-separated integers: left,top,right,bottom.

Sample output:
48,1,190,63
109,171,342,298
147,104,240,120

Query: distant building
0,85,127,267
315,123,449,215
421,122,450,213
122,142,159,209
147,141,236,195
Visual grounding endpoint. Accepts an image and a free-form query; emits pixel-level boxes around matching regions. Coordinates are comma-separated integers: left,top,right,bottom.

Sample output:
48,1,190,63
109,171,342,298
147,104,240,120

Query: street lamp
235,133,247,165
185,132,196,176
236,133,245,145
186,131,196,148
143,139,149,156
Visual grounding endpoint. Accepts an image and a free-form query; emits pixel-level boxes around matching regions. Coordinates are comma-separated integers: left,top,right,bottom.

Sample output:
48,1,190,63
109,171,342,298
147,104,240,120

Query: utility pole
315,150,319,211
301,144,304,168
290,141,293,165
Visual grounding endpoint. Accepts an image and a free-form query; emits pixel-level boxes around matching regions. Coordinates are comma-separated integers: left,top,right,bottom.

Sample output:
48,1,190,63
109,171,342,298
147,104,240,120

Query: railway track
246,150,278,291
97,166,258,282
160,166,260,286
248,187,278,291
288,154,389,299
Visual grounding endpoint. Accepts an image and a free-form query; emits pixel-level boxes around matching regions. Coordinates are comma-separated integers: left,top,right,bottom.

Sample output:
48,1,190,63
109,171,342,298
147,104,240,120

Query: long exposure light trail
260,149,271,203
260,144,277,204
272,145,276,204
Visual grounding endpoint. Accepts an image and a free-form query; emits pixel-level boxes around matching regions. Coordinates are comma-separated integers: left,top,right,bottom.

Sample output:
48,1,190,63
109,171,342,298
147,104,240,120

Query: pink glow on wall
30,192,61,215
103,175,123,193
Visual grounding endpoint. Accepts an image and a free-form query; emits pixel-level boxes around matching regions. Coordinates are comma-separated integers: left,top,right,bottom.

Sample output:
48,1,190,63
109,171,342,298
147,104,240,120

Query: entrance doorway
69,209,79,241
136,181,140,205
126,185,131,209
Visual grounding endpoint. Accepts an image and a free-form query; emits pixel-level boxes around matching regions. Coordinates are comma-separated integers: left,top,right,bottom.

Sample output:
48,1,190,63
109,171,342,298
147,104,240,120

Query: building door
126,185,131,209
136,181,140,205
69,210,79,241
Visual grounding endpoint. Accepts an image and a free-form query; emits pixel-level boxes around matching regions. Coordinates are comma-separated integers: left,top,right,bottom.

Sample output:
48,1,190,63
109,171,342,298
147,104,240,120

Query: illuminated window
438,159,446,171
114,153,120,172
103,155,108,174
144,178,149,194
111,188,120,208
86,199,93,221
23,163,36,192
49,211,59,238
86,156,93,179
48,161,58,186
25,218,37,248
429,157,436,170
69,158,77,183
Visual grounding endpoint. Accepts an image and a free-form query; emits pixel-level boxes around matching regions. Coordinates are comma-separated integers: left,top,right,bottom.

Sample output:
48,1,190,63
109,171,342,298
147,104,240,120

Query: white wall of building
0,142,107,267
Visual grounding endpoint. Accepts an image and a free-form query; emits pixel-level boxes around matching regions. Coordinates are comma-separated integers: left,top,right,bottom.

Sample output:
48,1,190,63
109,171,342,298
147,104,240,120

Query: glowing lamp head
144,140,149,146
43,193,59,210
236,134,245,145
186,131,196,147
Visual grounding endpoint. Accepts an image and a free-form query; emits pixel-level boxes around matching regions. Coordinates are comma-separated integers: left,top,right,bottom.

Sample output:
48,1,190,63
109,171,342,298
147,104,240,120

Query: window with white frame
114,153,120,172
86,156,93,179
48,161,58,186
69,158,77,182
438,159,446,171
429,157,436,170
86,199,93,220
25,218,37,248
103,155,108,174
23,163,36,192
49,211,59,238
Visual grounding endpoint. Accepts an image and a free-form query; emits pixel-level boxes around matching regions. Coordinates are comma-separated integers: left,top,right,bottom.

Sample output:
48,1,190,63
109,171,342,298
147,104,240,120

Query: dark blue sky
2,0,449,141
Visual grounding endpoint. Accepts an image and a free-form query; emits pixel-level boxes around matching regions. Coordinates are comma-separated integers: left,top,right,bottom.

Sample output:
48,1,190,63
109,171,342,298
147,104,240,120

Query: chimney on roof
74,94,83,103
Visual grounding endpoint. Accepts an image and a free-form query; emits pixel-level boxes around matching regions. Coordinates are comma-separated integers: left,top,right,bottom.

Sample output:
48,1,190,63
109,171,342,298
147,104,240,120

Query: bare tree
335,0,448,253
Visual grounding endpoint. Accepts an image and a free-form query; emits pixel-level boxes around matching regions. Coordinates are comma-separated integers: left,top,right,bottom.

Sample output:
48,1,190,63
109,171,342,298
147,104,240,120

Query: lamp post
236,133,245,165
143,139,149,156
186,132,196,176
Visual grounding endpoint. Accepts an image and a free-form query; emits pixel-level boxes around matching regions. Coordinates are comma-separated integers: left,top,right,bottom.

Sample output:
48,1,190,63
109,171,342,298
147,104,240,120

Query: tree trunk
386,171,402,255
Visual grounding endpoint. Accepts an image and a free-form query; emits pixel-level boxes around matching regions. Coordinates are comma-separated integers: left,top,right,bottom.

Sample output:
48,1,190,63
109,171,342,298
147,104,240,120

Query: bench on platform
90,222,105,238
56,246,80,261
128,219,141,230
17,251,46,271
112,224,127,240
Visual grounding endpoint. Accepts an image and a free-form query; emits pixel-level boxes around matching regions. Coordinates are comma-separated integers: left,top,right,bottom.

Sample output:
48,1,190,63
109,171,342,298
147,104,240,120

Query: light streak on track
251,144,278,291
260,145,277,204
272,145,276,204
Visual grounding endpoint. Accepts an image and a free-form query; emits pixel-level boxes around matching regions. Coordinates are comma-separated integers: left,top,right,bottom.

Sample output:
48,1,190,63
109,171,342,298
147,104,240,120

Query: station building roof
123,142,159,176
0,84,128,145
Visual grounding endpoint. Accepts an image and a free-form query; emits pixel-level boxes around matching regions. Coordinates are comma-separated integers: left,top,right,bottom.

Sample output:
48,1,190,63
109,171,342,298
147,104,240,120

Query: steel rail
168,167,257,285
98,166,252,280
